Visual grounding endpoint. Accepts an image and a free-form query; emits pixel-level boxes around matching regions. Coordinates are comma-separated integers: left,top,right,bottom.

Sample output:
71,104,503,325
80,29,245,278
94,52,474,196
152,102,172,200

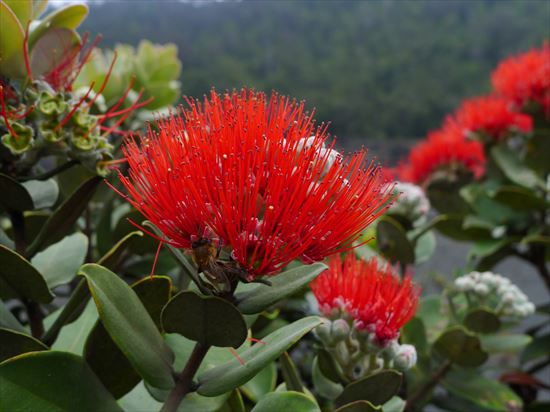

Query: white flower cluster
315,317,417,382
386,181,431,225
454,271,535,318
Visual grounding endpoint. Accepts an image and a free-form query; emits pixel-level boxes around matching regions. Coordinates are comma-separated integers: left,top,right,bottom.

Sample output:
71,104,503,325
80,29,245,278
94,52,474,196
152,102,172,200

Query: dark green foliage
82,0,548,140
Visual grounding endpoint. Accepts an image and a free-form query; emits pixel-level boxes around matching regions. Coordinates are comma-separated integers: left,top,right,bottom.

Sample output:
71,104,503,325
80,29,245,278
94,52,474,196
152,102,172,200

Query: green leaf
433,214,491,242
400,317,429,355
413,230,436,264
433,326,488,367
280,352,304,393
97,231,143,270
4,0,32,25
382,397,406,412
522,333,550,363
416,296,446,342
118,381,162,411
251,391,321,412
48,301,97,354
28,3,89,49
31,232,88,288
235,263,327,314
0,244,54,303
469,238,512,259
27,176,101,256
0,1,26,78
197,316,321,396
334,401,380,412
335,370,402,408
426,175,471,215
0,351,122,411
222,390,246,412
0,300,25,333
21,179,59,210
443,367,523,411
78,264,175,390
162,290,247,348
480,334,532,353
0,173,33,211
30,27,80,77
241,362,277,403
85,276,172,399
463,308,501,334
0,328,48,362
491,185,548,211
376,216,415,265
491,146,545,190
311,356,343,400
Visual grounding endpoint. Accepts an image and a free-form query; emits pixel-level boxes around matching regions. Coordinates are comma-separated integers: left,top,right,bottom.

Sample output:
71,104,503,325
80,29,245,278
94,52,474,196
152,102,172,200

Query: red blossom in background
311,253,419,343
491,43,550,117
448,95,532,142
115,89,394,278
396,126,486,184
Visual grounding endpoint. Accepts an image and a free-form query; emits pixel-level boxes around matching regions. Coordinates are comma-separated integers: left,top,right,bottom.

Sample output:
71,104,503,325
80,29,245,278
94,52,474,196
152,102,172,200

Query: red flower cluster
448,95,532,142
396,126,486,184
492,43,550,116
116,90,393,278
311,253,419,343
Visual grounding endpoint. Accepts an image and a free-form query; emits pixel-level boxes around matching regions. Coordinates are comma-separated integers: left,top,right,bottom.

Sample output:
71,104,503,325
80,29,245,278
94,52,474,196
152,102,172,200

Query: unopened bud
331,318,351,341
393,344,417,370
315,319,333,345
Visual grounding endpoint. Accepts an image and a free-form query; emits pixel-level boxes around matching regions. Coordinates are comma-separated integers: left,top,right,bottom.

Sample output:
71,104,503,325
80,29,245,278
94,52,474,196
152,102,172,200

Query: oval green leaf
433,326,488,367
97,231,143,270
84,275,172,398
0,1,26,78
443,367,523,412
0,244,54,303
463,307,501,334
480,333,532,354
0,173,33,211
335,370,402,408
334,401,381,412
0,328,48,362
376,217,415,265
162,290,247,348
251,391,321,412
78,264,174,390
21,179,59,210
312,357,343,401
235,262,327,314
197,316,321,396
0,351,122,411
241,362,277,403
31,232,88,288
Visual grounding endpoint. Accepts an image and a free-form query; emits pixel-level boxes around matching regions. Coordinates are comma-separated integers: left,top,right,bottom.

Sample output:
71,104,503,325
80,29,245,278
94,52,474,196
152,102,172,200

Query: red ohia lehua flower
448,95,532,142
491,43,550,117
396,125,486,185
115,89,394,281
311,253,419,344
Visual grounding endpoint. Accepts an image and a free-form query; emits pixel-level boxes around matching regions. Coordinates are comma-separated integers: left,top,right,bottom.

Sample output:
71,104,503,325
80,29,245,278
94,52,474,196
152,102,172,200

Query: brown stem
161,342,210,412
406,360,452,411
9,211,45,339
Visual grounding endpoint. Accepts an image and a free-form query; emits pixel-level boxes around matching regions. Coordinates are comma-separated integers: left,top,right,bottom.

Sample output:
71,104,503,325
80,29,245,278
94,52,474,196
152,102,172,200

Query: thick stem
406,360,452,411
161,342,210,412
9,211,45,338
23,299,44,338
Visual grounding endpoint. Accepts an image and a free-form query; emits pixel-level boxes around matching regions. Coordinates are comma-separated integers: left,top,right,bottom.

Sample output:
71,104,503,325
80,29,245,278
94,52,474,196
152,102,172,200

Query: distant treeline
83,0,549,141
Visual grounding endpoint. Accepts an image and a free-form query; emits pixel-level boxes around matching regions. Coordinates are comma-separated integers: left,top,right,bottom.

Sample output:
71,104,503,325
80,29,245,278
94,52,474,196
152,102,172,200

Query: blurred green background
82,0,549,143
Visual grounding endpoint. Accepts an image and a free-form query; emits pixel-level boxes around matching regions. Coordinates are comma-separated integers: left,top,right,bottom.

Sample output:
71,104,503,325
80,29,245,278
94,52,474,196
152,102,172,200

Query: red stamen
85,51,118,109
13,105,35,120
55,82,96,132
229,347,245,365
0,86,18,138
248,337,266,344
149,240,163,280
99,97,154,119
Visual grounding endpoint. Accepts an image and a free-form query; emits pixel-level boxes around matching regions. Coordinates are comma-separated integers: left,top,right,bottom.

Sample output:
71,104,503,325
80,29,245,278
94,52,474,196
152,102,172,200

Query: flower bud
474,283,490,296
393,344,417,370
332,318,351,341
315,319,333,345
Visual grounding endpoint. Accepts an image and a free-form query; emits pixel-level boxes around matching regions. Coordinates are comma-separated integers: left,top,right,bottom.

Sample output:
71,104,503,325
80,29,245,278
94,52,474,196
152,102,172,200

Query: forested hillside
82,0,549,140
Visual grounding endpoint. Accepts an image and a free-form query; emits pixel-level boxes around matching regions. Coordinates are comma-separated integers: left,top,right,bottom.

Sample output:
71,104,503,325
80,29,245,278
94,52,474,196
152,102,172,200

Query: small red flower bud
311,253,419,344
